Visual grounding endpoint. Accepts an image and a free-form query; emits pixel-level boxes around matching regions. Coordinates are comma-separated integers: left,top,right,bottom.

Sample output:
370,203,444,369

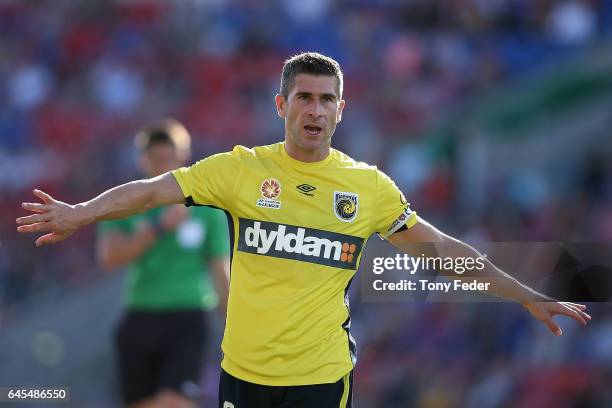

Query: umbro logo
296,184,316,196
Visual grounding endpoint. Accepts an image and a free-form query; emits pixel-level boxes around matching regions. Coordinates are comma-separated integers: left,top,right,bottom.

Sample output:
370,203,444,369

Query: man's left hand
523,301,591,335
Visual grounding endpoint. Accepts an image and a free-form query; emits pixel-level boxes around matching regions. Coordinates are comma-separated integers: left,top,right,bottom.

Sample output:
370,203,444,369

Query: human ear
336,99,346,122
275,94,287,118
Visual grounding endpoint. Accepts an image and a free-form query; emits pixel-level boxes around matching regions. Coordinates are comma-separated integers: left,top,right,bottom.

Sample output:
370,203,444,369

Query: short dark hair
279,52,343,99
134,119,191,160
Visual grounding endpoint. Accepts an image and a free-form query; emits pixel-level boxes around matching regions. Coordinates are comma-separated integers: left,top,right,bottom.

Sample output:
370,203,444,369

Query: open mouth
304,125,323,135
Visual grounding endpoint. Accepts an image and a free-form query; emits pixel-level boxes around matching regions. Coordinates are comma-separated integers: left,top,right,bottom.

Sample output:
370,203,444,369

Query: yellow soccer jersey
172,142,418,386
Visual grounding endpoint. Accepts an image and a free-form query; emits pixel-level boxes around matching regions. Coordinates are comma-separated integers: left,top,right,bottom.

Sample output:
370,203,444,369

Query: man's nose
308,100,324,117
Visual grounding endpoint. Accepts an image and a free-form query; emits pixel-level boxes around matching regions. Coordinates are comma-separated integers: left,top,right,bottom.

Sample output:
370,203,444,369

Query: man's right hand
16,189,89,246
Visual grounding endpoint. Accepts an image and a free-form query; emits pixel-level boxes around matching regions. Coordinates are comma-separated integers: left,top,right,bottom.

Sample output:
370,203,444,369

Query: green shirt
98,206,229,311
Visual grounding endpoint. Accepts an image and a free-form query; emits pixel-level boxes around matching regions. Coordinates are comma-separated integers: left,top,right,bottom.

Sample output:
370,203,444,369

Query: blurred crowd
2,0,612,406
351,302,612,407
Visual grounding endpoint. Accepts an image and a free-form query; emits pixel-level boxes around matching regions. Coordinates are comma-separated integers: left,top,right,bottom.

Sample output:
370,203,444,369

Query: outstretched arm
387,217,591,335
16,172,184,247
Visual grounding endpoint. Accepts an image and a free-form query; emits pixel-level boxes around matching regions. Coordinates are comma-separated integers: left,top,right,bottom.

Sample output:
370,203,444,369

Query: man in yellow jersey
17,52,591,408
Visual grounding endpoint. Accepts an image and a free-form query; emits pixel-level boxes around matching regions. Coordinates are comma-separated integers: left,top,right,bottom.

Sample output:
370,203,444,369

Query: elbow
211,259,230,283
96,251,120,271
99,260,115,271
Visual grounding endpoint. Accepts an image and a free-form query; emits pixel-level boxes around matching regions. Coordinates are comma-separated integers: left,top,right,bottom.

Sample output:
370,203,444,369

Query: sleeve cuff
378,207,418,240
171,168,192,204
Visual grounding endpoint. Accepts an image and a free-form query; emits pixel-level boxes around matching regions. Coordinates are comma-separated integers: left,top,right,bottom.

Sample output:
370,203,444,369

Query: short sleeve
203,208,231,258
172,148,242,210
372,169,418,239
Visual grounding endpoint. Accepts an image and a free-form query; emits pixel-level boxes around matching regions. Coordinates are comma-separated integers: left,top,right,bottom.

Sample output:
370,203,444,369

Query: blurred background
2,0,612,406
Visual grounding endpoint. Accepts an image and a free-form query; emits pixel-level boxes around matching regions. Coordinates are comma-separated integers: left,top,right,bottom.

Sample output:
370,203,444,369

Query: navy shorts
219,369,353,408
114,310,207,405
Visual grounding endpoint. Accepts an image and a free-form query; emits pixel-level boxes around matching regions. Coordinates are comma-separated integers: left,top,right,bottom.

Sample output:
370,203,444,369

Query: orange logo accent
261,178,281,199
340,242,357,263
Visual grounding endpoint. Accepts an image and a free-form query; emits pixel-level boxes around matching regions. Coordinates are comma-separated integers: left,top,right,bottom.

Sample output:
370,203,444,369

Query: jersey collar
280,142,334,170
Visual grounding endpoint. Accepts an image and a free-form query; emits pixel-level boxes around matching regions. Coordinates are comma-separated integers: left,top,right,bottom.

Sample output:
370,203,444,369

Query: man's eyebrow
294,91,337,100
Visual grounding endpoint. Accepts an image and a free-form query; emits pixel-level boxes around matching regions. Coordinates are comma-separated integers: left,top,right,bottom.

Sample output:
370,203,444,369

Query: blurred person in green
96,120,230,408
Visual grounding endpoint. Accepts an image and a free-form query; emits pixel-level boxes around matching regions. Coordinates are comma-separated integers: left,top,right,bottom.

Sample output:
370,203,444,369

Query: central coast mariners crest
334,191,358,222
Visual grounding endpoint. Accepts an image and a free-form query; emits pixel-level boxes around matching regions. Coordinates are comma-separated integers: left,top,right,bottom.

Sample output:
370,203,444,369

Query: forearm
78,174,181,226
388,220,552,304
433,238,552,304
210,258,230,317
78,179,158,225
98,230,156,269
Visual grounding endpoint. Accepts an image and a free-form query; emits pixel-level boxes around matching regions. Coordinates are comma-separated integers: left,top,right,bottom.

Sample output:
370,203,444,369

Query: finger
21,202,50,213
555,305,588,326
564,302,587,311
33,189,55,204
36,233,63,247
565,304,591,321
17,222,50,233
562,305,588,325
543,318,563,335
16,213,51,225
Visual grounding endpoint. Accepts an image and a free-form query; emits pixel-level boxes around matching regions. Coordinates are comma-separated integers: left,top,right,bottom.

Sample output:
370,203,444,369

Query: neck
284,141,330,163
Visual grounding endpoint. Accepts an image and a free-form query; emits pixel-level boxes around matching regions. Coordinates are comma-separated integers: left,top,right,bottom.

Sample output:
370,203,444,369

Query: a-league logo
257,178,282,209
334,191,358,222
261,178,281,199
